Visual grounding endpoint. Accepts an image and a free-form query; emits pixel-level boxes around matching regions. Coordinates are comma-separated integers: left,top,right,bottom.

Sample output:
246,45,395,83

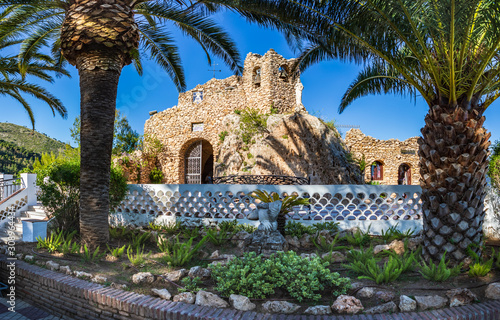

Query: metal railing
0,177,24,202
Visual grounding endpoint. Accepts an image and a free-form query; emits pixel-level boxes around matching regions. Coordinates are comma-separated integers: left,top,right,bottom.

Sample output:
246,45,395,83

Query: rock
399,295,417,312
245,230,289,256
188,266,211,280
173,292,195,304
24,255,34,262
415,295,448,310
45,261,60,271
408,235,423,250
375,291,396,302
111,283,128,290
332,295,364,314
350,282,365,291
163,269,188,282
463,257,474,269
321,251,346,262
152,288,172,300
233,231,251,248
337,227,361,238
364,301,398,314
16,253,23,260
389,240,405,254
373,244,390,255
209,254,236,267
485,283,500,300
304,305,332,315
300,253,318,260
132,272,155,284
285,235,300,248
446,288,477,307
299,233,314,249
59,266,71,275
317,230,334,244
209,250,220,259
92,275,107,284
74,271,93,279
262,301,300,314
229,294,256,311
195,290,229,308
356,287,375,299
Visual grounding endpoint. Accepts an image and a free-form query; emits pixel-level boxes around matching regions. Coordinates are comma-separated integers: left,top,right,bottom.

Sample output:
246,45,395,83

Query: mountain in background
0,122,69,174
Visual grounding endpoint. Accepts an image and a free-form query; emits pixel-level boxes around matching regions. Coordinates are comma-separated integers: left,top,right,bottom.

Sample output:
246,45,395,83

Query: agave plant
250,189,310,235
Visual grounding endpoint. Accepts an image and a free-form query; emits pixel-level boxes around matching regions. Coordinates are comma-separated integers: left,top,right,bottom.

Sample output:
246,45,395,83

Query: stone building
345,129,420,185
144,49,307,184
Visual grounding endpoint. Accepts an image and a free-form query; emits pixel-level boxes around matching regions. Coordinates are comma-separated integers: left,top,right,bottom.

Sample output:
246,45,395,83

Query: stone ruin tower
142,49,307,184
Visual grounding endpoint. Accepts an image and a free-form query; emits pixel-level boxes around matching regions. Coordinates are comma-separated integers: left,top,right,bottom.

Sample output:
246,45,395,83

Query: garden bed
9,220,500,316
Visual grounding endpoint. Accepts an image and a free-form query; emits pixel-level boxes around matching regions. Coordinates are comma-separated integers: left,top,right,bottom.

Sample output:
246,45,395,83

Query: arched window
279,65,288,80
371,161,383,181
253,67,261,87
398,163,411,185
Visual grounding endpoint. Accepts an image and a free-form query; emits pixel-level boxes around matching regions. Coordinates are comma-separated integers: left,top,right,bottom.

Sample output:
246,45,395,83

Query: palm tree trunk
77,52,122,247
419,105,490,263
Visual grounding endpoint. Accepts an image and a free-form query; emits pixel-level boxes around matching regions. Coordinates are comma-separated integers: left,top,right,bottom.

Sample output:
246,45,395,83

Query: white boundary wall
111,184,424,234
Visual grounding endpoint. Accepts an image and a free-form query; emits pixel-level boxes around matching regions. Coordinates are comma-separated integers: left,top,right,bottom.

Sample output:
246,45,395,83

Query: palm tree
287,0,500,263
0,0,311,247
0,20,67,129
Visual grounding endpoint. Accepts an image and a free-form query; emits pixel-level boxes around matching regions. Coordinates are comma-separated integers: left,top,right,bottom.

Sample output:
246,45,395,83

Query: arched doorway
184,140,214,184
398,163,411,185
371,161,384,181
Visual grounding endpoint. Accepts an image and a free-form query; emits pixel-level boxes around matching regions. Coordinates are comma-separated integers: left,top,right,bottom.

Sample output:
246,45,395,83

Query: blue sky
2,11,500,147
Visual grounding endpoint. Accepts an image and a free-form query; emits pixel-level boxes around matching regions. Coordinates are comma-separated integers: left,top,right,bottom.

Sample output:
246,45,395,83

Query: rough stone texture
399,295,417,312
16,253,23,260
45,261,59,271
131,272,155,284
356,287,375,299
91,275,107,284
299,234,315,249
300,253,318,260
285,235,300,248
373,244,390,255
188,266,211,280
110,282,127,290
245,229,289,255
364,301,398,314
415,295,448,310
262,301,300,314
389,240,406,254
321,251,346,262
446,288,477,307
59,265,71,275
304,305,332,315
24,255,34,262
485,283,500,299
331,295,364,314
173,292,195,304
163,269,188,282
408,235,423,250
74,271,92,279
209,254,236,267
195,290,229,308
152,288,172,300
229,294,256,311
376,291,396,302
345,128,420,185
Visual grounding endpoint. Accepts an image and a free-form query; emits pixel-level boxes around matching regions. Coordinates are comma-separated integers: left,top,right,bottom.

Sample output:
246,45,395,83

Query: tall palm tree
287,0,500,263
0,0,311,247
0,17,67,129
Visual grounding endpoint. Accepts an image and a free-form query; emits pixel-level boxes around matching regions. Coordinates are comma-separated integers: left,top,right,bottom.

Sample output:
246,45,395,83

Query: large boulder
215,113,363,184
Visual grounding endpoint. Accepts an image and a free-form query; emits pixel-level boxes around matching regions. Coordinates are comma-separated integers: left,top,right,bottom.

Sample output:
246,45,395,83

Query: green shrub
178,277,202,293
239,108,268,144
345,256,404,284
419,255,462,282
107,244,127,258
127,245,150,266
467,245,494,277
149,167,164,184
36,229,72,253
488,140,500,190
149,221,182,234
345,226,371,246
312,233,346,253
129,231,152,249
60,238,80,254
205,221,239,245
34,154,127,234
211,251,351,302
80,245,105,263
109,226,132,240
234,223,257,234
380,223,416,242
311,222,340,234
181,226,201,239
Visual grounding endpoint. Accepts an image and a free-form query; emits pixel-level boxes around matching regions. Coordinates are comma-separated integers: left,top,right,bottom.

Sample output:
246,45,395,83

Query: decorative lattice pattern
213,175,310,185
115,184,422,225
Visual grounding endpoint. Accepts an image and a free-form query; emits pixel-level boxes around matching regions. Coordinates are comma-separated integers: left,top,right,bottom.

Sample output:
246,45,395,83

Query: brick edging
1,258,499,320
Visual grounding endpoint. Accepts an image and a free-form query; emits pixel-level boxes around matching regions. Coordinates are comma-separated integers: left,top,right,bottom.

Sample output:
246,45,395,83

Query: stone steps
0,205,47,244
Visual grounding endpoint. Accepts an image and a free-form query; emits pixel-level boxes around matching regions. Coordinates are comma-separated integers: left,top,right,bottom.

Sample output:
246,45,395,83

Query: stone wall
345,129,420,185
142,49,306,184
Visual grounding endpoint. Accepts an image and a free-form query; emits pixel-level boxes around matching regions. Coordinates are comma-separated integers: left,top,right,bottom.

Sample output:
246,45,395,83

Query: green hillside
0,123,69,174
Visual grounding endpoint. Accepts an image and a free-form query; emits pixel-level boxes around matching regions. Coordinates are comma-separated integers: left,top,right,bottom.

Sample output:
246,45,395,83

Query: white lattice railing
0,174,37,229
112,184,424,234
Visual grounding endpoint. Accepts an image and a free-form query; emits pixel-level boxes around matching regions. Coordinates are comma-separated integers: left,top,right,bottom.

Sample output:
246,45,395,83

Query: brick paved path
0,297,63,320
